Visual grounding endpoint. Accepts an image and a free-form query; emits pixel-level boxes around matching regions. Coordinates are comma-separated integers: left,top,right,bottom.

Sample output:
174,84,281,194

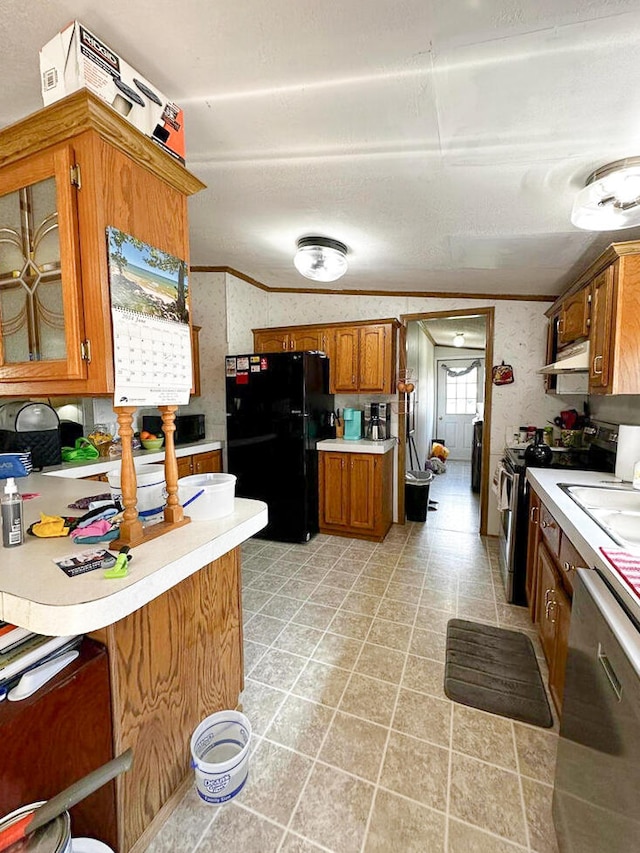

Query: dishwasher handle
598,642,623,702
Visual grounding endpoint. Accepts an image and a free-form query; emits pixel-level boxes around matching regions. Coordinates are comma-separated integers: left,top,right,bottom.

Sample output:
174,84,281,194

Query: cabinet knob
563,561,575,573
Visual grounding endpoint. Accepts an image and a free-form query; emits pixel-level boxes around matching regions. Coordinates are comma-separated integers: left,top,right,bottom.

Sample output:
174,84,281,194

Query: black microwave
142,413,205,446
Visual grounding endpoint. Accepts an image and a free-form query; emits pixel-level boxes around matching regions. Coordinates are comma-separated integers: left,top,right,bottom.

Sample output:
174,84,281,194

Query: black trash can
405,470,433,522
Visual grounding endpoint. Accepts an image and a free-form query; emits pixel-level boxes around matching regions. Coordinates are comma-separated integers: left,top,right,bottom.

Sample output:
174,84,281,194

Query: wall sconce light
293,236,348,282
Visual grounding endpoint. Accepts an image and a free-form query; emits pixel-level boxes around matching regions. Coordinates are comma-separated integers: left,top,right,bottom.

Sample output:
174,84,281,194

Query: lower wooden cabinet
319,451,393,542
527,487,589,716
182,449,222,476
85,449,222,482
0,639,117,849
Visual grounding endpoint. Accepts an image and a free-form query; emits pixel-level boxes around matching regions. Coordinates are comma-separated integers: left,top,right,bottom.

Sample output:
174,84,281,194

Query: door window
445,367,478,415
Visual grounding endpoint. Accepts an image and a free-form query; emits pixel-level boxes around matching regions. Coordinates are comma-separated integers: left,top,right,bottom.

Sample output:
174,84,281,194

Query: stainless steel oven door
497,460,520,602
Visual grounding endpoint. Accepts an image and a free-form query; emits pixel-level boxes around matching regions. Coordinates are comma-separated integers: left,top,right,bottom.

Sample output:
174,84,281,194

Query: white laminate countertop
41,440,223,479
0,472,266,635
526,467,640,623
317,438,396,454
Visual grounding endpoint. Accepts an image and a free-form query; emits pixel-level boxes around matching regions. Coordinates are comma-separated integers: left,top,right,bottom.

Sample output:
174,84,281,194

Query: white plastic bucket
72,840,115,853
107,464,166,523
178,473,236,520
190,710,252,804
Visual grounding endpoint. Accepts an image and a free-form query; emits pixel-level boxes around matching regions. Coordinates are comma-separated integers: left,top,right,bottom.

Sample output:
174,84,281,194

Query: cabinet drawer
539,503,560,557
558,534,589,595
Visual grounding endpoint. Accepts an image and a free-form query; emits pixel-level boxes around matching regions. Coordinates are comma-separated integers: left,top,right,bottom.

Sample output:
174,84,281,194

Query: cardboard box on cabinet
39,20,185,163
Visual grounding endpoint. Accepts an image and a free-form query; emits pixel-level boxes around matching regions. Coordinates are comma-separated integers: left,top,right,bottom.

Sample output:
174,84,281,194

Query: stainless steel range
496,422,618,605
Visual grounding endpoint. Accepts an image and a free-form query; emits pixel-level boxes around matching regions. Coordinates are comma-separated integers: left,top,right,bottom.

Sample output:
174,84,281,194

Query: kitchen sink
565,485,640,513
560,484,640,552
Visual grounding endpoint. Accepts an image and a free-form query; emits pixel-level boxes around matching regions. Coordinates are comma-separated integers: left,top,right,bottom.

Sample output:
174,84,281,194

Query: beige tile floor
147,462,560,853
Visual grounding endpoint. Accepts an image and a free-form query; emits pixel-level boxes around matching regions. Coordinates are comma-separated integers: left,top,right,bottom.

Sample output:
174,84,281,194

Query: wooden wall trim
189,265,555,302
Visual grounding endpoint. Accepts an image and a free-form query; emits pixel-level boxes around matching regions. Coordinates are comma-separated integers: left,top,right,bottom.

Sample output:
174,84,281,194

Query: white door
436,358,484,460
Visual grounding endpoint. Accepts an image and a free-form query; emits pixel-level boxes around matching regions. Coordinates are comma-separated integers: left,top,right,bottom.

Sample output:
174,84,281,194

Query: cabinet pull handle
598,643,623,701
546,599,557,623
530,506,539,523
282,340,286,350
544,587,553,606
593,354,603,375
563,561,575,573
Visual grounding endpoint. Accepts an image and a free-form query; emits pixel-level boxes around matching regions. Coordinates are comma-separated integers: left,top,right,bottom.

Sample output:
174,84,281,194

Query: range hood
539,341,590,374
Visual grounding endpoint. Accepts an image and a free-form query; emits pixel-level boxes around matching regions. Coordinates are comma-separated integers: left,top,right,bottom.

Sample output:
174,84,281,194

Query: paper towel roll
615,425,640,482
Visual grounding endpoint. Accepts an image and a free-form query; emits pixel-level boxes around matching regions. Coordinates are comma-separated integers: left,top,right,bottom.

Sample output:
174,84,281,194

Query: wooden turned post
159,405,184,523
114,406,144,545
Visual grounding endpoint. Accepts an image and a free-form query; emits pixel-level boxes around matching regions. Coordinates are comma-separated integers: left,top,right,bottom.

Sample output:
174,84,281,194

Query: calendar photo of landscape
106,226,189,325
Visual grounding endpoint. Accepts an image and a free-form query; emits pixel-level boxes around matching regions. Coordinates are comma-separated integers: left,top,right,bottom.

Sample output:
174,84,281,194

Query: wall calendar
107,226,192,406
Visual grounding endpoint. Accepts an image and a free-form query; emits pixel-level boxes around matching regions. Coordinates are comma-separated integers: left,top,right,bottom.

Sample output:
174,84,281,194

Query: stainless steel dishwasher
553,568,640,852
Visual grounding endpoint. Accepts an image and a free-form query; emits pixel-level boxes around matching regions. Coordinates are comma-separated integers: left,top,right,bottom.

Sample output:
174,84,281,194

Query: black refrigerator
225,351,334,543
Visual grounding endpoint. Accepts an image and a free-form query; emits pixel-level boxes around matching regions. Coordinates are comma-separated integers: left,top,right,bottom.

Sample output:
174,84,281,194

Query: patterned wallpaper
180,275,576,534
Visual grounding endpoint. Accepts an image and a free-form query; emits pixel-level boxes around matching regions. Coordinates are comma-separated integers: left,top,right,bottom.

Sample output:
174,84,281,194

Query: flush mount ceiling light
453,332,465,348
293,236,348,282
572,157,640,231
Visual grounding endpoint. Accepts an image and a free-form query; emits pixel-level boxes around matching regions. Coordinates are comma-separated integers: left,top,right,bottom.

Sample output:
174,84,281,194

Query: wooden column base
109,517,192,551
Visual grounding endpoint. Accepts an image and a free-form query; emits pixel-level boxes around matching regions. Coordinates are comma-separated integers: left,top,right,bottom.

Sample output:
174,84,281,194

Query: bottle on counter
1,477,23,548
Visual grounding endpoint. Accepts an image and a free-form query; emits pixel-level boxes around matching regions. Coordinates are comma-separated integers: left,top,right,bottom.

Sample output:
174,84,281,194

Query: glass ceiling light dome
294,236,348,282
572,157,640,231
453,332,465,348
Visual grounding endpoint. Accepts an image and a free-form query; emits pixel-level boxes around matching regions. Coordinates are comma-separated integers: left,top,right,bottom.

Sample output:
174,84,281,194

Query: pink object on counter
600,548,640,596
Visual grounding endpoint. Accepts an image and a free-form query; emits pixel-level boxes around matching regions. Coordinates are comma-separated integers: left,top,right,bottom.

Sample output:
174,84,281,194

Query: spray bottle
1,478,23,548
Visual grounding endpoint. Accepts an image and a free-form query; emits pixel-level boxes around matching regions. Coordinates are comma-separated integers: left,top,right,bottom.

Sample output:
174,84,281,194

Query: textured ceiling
3,1,640,295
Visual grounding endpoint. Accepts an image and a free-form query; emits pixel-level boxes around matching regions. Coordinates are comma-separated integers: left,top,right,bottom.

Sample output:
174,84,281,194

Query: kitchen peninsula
0,472,267,853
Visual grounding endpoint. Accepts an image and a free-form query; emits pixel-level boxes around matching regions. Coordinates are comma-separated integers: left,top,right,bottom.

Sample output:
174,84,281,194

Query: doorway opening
398,307,494,535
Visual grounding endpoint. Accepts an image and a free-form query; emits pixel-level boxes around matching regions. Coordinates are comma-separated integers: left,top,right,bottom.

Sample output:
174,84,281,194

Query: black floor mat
444,619,553,728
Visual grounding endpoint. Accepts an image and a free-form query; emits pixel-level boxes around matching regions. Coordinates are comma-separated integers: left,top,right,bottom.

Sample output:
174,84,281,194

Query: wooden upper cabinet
589,265,616,392
558,287,590,346
358,323,394,393
253,319,398,394
0,146,85,383
588,255,640,395
254,329,289,352
333,326,359,392
0,91,204,397
289,327,325,352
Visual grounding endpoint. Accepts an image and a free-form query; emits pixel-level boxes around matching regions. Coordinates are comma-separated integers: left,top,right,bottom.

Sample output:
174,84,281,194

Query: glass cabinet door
0,146,85,381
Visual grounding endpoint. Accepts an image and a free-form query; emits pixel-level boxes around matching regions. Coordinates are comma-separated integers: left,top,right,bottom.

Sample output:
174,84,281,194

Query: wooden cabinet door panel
193,450,222,474
539,503,560,558
559,288,590,345
526,490,541,619
536,541,558,668
0,145,86,383
589,267,615,391
177,456,193,478
333,327,359,392
549,581,571,713
358,325,387,392
348,454,376,531
290,328,324,351
320,452,349,527
254,330,289,352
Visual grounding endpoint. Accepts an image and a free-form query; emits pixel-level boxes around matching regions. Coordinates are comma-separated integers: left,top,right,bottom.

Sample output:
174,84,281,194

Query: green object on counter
61,438,100,462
